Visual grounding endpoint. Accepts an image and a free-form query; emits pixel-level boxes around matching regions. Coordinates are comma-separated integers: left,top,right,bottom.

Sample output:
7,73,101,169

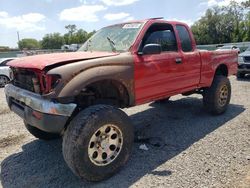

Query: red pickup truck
5,18,238,181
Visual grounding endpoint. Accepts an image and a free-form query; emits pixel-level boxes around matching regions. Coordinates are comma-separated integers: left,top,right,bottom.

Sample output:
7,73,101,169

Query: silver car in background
0,58,17,87
216,45,241,54
237,46,250,79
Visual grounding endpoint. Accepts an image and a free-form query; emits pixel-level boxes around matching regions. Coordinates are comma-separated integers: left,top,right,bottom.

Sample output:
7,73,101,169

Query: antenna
148,17,164,20
17,31,20,43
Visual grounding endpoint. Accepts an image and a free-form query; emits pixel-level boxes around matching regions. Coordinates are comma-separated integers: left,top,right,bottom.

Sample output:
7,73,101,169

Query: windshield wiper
107,37,117,52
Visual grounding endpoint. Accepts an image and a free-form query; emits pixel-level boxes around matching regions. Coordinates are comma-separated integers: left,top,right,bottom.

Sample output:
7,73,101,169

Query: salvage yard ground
0,76,249,188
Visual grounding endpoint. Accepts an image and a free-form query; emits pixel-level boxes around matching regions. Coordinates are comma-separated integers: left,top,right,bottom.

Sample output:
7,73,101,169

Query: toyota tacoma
5,18,238,181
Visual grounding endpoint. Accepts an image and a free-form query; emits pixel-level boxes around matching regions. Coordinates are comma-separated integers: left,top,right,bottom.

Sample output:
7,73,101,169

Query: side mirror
140,44,162,55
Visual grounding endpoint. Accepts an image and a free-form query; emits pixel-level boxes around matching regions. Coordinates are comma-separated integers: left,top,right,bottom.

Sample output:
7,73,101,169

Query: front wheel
203,76,231,115
0,75,9,87
63,105,134,182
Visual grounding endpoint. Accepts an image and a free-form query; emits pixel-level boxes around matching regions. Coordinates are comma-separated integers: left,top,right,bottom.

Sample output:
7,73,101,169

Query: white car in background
216,45,241,53
0,58,17,87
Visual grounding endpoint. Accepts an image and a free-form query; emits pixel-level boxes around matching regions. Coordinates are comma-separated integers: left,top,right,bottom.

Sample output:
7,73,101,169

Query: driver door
134,23,191,104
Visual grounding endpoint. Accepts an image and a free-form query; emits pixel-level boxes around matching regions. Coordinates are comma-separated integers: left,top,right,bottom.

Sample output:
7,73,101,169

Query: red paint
8,51,119,70
132,20,238,105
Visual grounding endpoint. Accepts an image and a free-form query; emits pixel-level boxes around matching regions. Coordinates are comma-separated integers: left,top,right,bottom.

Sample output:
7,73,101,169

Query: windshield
78,23,144,52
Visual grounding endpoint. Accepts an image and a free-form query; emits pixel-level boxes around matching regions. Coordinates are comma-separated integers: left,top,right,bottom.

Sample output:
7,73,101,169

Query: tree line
18,24,96,50
191,0,250,44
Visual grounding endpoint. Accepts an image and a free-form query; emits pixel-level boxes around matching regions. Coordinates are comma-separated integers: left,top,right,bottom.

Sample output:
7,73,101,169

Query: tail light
41,74,61,94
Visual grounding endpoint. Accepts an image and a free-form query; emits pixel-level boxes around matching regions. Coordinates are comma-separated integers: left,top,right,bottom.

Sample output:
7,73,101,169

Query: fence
0,49,67,58
197,41,250,51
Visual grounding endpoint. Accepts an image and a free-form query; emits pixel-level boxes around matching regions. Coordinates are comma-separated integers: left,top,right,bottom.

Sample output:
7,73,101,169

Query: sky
0,0,247,47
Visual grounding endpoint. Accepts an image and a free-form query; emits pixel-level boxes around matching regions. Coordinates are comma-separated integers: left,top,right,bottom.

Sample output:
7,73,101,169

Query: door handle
175,58,182,64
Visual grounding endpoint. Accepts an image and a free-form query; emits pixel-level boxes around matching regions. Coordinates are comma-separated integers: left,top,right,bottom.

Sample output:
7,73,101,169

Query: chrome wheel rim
88,124,123,166
0,76,8,87
218,85,228,107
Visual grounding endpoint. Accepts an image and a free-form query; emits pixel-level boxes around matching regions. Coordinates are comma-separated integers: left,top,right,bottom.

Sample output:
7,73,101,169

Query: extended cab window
176,25,193,52
141,23,177,52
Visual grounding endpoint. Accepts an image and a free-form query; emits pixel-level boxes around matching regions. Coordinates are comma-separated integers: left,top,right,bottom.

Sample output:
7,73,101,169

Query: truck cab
133,20,202,104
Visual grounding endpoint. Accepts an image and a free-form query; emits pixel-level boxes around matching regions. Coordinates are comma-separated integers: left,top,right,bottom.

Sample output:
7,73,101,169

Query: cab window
140,23,178,52
176,25,193,52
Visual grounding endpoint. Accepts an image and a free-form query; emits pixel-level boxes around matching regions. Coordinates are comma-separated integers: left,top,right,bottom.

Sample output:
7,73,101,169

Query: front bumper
5,84,77,133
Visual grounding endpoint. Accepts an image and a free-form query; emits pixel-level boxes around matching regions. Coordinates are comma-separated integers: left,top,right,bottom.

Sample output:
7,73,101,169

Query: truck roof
125,18,188,25
104,18,189,29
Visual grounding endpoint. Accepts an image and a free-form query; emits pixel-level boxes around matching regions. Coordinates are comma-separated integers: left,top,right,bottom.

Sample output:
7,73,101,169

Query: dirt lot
0,76,249,188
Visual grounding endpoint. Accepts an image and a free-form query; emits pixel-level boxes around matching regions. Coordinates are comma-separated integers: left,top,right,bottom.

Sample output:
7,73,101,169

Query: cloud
59,5,106,22
200,0,247,7
100,0,139,6
0,11,8,18
124,16,135,22
79,0,87,4
104,12,130,21
167,18,194,26
0,12,46,31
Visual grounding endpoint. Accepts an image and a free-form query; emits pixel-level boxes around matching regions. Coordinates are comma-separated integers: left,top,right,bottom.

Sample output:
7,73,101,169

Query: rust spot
32,111,43,120
49,107,58,114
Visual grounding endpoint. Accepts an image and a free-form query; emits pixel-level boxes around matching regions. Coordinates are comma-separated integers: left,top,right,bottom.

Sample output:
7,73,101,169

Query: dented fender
47,53,135,105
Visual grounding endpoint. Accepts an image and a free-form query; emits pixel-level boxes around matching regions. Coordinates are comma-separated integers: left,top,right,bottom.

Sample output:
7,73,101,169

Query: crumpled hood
8,51,119,70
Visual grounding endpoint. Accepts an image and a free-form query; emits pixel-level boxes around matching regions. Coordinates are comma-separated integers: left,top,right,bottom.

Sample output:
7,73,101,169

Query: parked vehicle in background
69,44,81,51
0,67,11,87
5,18,238,182
216,45,240,54
237,46,250,78
0,58,17,66
61,44,81,51
0,58,16,87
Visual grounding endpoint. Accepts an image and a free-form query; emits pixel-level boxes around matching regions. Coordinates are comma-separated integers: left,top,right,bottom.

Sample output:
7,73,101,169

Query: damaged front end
5,68,76,134
12,67,61,95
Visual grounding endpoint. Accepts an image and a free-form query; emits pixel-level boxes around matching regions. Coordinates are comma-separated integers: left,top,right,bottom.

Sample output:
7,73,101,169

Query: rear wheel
63,105,134,182
24,122,61,140
203,76,231,115
0,75,9,87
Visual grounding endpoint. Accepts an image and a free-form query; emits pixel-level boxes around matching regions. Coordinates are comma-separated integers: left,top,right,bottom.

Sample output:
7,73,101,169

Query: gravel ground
0,76,249,188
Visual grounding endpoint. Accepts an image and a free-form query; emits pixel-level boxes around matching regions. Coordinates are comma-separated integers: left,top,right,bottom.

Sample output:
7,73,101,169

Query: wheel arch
58,65,135,107
0,74,10,79
78,79,131,108
214,64,228,77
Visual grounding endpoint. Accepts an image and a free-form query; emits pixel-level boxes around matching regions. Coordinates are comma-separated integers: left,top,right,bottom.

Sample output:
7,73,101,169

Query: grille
244,56,250,62
12,68,37,92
